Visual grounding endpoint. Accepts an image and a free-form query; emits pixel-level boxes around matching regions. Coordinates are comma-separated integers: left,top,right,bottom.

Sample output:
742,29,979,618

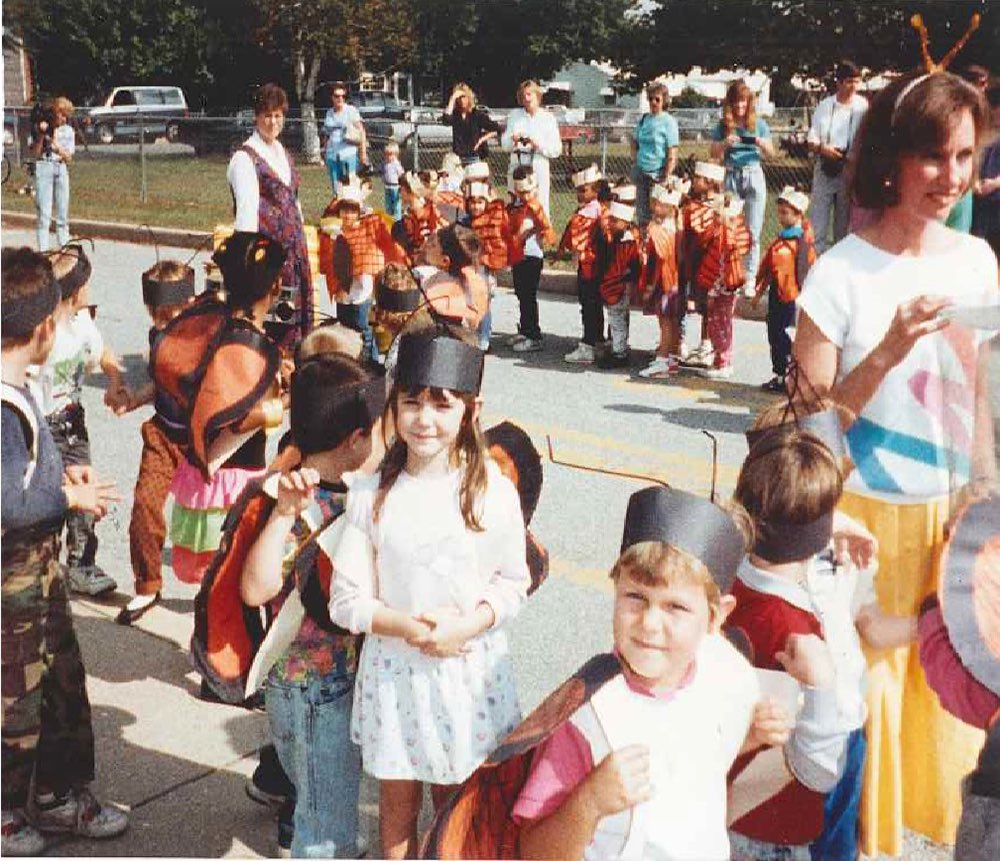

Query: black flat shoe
115,592,161,626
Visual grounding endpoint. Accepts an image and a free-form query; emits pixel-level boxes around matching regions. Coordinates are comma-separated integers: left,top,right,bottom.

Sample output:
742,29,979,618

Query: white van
84,86,188,144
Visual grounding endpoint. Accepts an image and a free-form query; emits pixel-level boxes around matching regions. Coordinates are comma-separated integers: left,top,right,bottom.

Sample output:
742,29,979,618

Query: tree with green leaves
251,0,417,162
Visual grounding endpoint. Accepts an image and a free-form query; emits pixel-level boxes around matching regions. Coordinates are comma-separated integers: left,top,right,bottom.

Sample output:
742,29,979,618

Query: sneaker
512,337,543,353
597,351,630,370
66,565,117,597
30,787,128,838
701,365,734,380
761,375,786,393
563,342,596,364
2,810,47,856
681,342,714,368
638,356,679,379
506,332,527,346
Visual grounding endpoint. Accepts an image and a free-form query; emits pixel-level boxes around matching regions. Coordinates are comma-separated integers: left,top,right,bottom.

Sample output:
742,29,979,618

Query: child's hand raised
747,698,793,749
775,633,836,689
581,746,652,820
274,468,320,518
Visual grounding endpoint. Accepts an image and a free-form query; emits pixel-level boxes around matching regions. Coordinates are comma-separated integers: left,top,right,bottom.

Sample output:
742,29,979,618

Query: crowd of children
1,95,994,859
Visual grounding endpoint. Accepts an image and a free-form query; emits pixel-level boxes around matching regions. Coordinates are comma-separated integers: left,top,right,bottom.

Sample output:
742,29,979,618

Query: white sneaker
2,810,47,856
638,356,679,379
512,337,543,353
563,342,596,364
507,332,527,346
683,342,714,368
701,365,734,380
29,786,128,838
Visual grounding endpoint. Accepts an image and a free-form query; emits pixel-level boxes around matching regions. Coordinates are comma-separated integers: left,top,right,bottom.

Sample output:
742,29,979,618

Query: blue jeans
266,670,361,858
336,300,377,365
325,150,359,195
34,160,70,252
725,163,766,287
384,186,402,220
810,728,866,861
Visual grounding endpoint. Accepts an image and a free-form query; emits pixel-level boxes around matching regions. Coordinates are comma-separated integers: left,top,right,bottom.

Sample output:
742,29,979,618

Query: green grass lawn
2,145,814,260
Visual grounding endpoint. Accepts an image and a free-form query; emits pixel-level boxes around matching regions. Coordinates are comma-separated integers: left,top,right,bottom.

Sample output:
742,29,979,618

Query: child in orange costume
318,180,399,365
506,166,555,352
750,186,817,393
391,171,444,262
559,163,605,364
692,192,752,380
462,169,511,350
638,178,688,379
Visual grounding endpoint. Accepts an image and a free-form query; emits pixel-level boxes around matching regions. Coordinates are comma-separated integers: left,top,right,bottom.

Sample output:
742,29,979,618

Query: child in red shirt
507,166,554,352
595,201,641,369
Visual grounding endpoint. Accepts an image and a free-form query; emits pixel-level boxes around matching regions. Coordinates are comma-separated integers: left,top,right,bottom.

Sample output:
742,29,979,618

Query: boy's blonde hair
385,140,400,156
298,323,363,362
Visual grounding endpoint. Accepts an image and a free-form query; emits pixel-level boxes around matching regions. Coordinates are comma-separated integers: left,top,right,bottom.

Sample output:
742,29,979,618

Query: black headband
212,231,287,303
396,332,484,395
621,487,746,592
54,245,92,300
376,286,423,314
753,510,835,564
745,407,846,463
1,278,61,339
142,266,195,308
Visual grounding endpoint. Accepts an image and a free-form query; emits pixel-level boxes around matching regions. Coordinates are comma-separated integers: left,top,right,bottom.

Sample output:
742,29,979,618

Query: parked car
348,91,409,120
175,109,314,156
81,86,189,144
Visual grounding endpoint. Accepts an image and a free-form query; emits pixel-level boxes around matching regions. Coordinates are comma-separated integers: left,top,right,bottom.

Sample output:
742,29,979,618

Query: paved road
3,229,958,858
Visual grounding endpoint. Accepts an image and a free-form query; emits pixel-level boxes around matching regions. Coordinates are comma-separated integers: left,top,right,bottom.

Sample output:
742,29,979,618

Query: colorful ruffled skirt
168,459,264,584
840,490,985,856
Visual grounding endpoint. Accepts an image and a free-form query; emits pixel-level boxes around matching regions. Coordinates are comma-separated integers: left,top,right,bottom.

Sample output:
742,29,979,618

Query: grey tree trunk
294,50,323,164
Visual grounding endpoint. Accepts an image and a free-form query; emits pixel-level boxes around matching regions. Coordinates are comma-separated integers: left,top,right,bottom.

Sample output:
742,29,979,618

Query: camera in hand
820,147,847,178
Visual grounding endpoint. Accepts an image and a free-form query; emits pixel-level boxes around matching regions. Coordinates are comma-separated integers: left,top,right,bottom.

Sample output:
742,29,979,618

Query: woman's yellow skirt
840,490,985,856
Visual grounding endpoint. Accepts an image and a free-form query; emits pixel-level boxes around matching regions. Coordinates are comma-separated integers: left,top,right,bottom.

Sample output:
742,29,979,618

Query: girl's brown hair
721,79,756,136
850,71,988,211
438,224,481,274
735,429,843,530
374,328,488,531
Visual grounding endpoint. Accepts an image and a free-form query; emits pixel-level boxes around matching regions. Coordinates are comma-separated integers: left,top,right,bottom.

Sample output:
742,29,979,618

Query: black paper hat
54,244,92,300
142,264,196,309
395,331,484,395
621,487,745,591
745,406,847,463
291,359,387,455
212,231,287,303
939,492,1000,696
375,282,423,314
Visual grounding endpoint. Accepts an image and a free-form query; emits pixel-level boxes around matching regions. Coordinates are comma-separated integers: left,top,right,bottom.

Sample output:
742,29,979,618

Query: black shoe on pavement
597,351,630,370
761,375,786,393
115,593,161,626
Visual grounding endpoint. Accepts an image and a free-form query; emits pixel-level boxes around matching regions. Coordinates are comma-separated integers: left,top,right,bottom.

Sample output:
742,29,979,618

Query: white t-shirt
227,131,296,232
807,94,867,152
329,461,530,634
28,310,103,415
797,232,999,498
573,635,759,860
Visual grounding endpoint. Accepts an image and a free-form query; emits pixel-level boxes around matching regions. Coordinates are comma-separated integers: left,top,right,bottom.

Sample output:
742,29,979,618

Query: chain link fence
3,105,825,251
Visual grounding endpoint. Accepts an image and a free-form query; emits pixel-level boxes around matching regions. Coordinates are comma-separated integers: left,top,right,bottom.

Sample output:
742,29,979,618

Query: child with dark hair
116,259,196,624
329,330,530,859
392,171,444,262
156,231,287,586
2,247,126,855
27,244,128,596
239,354,385,857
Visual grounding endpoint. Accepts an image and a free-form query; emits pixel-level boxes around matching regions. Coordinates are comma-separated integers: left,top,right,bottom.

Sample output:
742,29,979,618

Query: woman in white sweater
501,80,562,216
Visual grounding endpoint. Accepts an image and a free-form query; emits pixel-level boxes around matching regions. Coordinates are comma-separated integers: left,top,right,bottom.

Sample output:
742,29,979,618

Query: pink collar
616,652,696,702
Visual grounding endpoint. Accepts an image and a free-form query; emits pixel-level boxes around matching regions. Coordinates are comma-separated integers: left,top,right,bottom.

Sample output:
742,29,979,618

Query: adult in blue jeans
323,82,368,194
31,97,76,252
710,79,775,290
631,81,678,226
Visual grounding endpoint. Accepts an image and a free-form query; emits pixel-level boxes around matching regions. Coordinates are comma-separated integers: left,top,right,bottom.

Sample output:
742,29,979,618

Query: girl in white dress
329,329,530,859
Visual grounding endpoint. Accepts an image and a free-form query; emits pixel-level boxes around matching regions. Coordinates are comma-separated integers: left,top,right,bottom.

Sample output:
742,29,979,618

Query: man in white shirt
807,61,868,253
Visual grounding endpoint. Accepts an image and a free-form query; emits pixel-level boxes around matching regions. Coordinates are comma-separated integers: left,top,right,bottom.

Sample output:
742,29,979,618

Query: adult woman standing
323,82,368,194
227,83,313,345
709,80,774,290
31,97,76,252
501,80,562,216
631,81,678,226
793,72,996,857
441,83,500,166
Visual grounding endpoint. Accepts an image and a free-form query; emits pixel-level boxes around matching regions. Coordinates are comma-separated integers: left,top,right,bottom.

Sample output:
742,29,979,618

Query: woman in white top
501,80,562,216
31,96,76,252
793,70,997,857
227,83,313,343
